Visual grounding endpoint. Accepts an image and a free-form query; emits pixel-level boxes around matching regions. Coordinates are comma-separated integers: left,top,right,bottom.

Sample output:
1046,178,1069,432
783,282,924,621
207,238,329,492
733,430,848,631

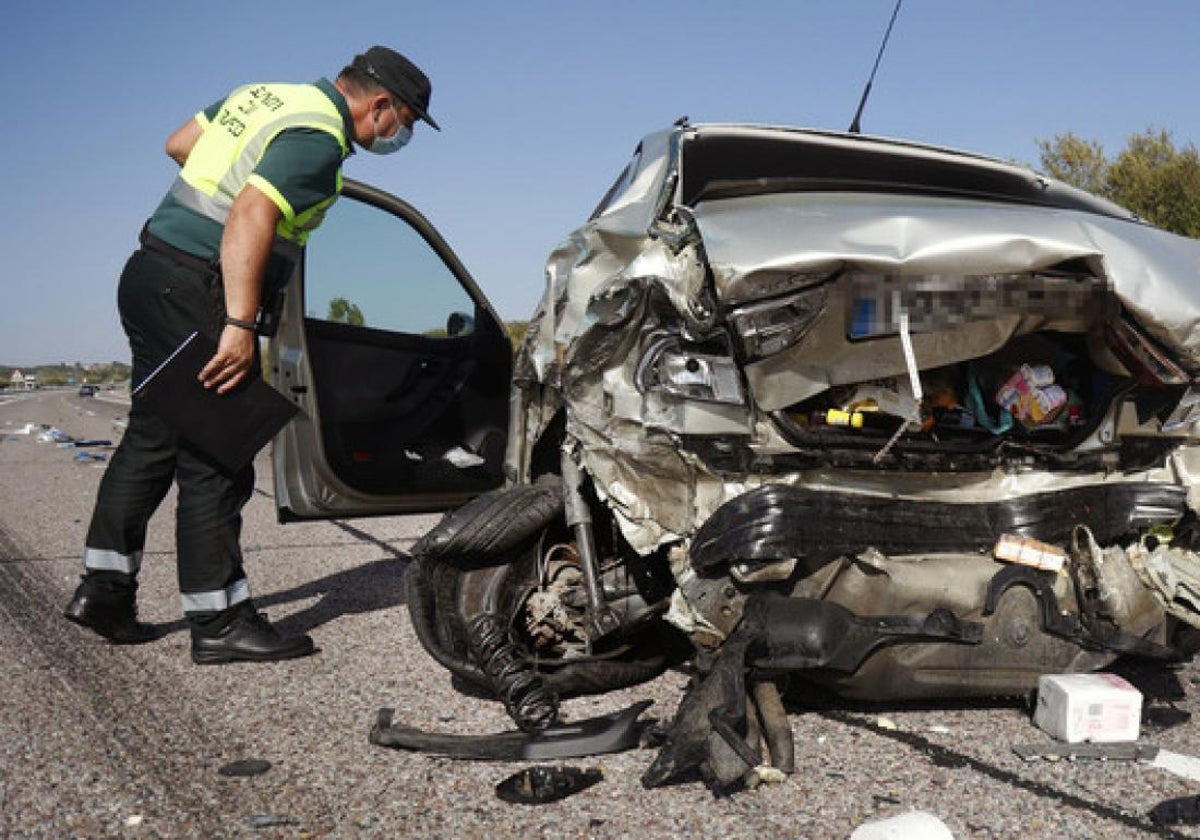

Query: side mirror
447,311,475,337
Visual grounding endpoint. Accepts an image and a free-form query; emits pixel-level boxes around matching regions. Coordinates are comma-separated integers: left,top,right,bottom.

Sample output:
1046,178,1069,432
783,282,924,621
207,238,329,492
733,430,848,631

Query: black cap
352,46,439,130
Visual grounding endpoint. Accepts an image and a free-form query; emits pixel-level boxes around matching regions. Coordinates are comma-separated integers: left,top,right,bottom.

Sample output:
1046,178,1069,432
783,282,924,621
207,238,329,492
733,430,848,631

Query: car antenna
848,0,903,134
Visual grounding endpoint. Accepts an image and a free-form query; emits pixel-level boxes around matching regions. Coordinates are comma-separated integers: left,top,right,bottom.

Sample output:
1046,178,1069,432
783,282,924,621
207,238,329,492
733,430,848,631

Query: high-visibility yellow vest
168,83,349,245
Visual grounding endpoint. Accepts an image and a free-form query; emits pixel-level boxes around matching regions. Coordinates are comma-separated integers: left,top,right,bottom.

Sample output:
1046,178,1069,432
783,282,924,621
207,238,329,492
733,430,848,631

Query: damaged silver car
270,123,1200,788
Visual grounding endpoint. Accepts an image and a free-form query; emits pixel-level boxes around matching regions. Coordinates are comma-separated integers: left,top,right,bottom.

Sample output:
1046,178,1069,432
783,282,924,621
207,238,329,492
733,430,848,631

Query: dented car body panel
508,124,1200,558
277,124,1200,786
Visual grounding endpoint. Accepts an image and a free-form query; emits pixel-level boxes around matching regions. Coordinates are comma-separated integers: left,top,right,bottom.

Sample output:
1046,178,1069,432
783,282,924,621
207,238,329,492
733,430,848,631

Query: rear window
680,132,1125,219
588,143,643,220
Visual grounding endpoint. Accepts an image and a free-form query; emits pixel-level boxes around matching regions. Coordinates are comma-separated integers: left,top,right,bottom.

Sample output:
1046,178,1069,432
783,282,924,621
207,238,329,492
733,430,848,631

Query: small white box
1034,673,1142,743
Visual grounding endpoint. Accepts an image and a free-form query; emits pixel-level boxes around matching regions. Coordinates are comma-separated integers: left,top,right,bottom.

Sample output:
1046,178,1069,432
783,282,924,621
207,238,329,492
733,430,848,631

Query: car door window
305,196,476,337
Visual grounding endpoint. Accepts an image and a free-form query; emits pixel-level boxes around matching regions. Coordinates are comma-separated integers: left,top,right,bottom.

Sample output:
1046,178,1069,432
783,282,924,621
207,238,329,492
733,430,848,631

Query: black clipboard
132,331,299,472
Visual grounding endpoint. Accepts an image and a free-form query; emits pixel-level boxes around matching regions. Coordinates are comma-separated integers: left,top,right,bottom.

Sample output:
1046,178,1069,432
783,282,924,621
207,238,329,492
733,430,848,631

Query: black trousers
83,247,255,620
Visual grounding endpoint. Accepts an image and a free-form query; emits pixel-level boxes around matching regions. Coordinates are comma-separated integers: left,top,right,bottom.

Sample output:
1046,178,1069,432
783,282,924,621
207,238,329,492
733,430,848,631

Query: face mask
367,104,412,155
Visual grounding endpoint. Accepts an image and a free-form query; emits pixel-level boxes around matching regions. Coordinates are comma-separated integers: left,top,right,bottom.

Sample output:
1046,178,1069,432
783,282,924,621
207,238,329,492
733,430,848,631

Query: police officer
64,47,439,663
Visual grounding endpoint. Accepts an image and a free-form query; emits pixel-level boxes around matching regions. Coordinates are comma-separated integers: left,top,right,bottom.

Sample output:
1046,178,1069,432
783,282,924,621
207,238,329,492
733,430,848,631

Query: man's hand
199,325,257,393
198,184,281,394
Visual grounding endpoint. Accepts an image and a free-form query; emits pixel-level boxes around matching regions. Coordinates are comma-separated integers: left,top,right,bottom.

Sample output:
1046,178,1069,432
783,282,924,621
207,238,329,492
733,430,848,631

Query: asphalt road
5,389,1200,839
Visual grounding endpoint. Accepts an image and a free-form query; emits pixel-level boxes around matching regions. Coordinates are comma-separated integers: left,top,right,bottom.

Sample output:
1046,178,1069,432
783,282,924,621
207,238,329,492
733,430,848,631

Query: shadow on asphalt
255,556,411,635
144,515,417,639
250,519,415,635
142,555,412,640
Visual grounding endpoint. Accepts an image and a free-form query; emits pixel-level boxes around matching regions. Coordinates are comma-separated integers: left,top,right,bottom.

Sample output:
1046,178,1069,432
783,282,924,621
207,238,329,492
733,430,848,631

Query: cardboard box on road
1034,673,1142,743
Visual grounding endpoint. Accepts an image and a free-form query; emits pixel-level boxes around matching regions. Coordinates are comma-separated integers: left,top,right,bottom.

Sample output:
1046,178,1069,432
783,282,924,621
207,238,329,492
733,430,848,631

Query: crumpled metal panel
693,191,1200,367
509,124,1200,555
522,130,676,387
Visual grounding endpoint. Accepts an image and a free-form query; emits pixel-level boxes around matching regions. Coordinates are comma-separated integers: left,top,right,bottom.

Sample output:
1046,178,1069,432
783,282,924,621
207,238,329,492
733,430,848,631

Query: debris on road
848,810,956,839
218,758,272,777
1033,673,1142,743
495,765,603,804
1012,742,1159,762
745,765,788,788
1150,749,1200,784
35,426,72,443
369,701,654,761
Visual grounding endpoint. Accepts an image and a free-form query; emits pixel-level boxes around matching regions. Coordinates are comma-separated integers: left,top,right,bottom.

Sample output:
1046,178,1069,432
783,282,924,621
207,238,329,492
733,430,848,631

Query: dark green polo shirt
146,77,353,261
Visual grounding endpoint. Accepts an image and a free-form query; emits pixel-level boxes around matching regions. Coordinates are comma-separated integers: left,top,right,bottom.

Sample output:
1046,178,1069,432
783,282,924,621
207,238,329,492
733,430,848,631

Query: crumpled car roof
530,124,1200,383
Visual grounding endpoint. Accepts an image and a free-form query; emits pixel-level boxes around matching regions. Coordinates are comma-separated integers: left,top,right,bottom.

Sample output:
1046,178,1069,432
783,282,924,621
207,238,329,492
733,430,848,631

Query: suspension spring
466,613,559,732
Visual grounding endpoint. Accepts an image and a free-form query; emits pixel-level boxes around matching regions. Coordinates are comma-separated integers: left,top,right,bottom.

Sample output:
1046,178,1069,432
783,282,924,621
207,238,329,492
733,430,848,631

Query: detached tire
407,476,564,690
406,474,675,700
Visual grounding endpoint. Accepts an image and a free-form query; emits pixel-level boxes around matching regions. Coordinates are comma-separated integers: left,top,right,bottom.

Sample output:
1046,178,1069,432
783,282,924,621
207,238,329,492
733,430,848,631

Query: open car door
268,179,511,521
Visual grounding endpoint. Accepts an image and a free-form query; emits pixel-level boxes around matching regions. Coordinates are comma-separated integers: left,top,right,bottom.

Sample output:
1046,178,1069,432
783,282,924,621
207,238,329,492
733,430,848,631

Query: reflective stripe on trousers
83,547,143,575
180,578,251,615
81,248,255,613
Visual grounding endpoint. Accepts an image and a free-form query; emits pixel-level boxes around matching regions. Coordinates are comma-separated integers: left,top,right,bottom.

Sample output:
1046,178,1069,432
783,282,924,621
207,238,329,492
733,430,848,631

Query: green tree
1036,133,1109,197
1038,128,1200,237
505,320,529,351
1107,130,1200,238
326,297,365,326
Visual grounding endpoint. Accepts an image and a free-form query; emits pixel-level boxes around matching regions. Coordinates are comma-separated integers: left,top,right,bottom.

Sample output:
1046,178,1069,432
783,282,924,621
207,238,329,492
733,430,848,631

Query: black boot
63,576,158,645
191,604,315,664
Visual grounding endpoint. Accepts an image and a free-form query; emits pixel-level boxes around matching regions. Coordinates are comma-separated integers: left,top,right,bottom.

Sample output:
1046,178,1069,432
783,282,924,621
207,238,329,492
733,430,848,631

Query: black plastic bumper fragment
369,700,654,761
495,765,604,804
749,597,982,673
643,594,981,788
691,483,1186,573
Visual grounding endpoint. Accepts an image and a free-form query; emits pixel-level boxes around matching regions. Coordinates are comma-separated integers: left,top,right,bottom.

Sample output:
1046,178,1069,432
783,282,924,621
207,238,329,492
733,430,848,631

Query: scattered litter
1013,742,1159,762
246,813,295,829
927,725,951,735
495,765,603,804
875,717,898,731
1033,673,1142,743
1151,749,1200,784
745,765,788,788
404,449,424,462
1151,794,1200,826
371,701,652,760
442,446,485,468
218,758,272,777
73,451,108,464
36,427,73,443
73,439,113,447
123,815,144,828
849,810,955,839
14,423,38,435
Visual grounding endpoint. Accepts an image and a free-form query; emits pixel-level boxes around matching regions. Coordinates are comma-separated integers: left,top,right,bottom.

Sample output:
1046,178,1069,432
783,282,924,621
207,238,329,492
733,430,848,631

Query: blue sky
2,0,1198,364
